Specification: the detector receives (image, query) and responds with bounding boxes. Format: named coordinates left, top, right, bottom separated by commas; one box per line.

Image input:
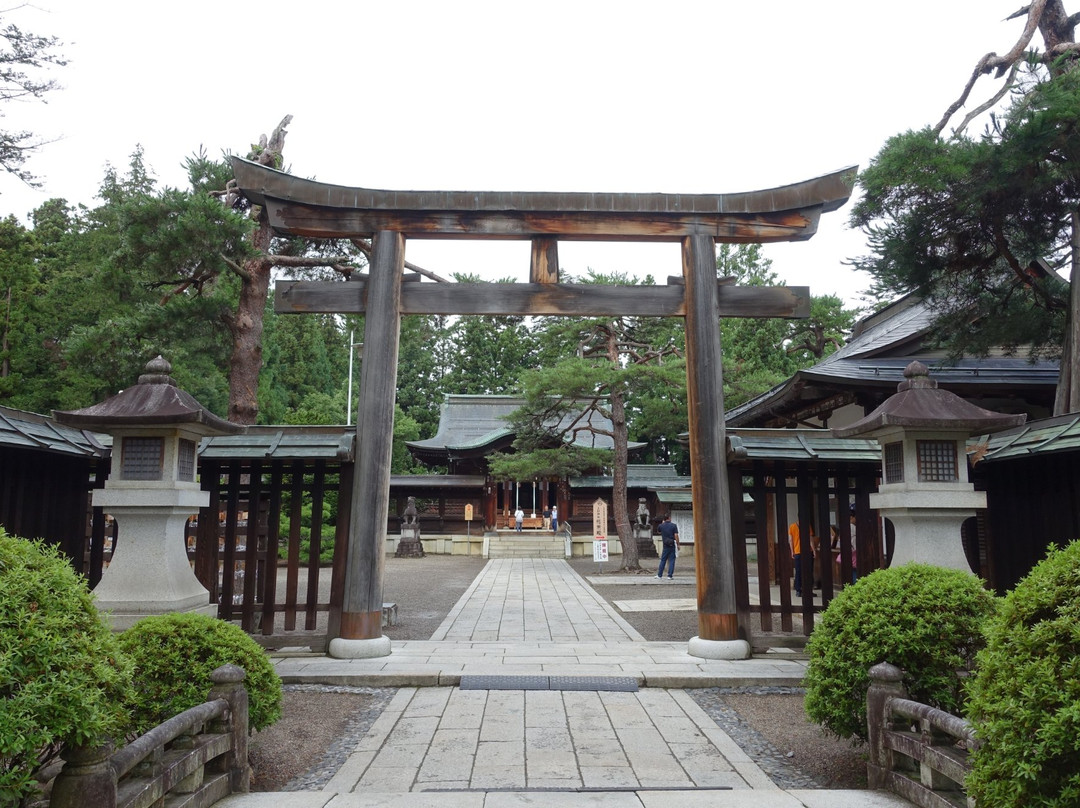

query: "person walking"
left=551, top=505, right=558, bottom=533
left=656, top=515, right=679, bottom=579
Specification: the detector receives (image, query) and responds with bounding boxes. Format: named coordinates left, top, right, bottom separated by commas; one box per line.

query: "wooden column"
left=334, top=230, right=404, bottom=655
left=682, top=234, right=744, bottom=653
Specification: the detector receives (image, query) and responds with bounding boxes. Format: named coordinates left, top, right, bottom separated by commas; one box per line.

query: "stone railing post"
left=207, top=664, right=250, bottom=793
left=867, top=661, right=906, bottom=789
left=49, top=742, right=116, bottom=808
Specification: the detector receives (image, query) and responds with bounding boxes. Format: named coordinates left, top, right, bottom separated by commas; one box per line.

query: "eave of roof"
left=976, top=412, right=1080, bottom=461
left=0, top=406, right=107, bottom=458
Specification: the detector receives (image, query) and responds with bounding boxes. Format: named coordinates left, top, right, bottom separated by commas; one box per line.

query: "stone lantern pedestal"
left=833, top=361, right=1025, bottom=571
left=55, top=357, right=242, bottom=629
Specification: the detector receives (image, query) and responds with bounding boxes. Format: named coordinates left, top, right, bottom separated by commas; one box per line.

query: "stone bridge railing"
left=866, top=662, right=978, bottom=808
left=50, top=665, right=249, bottom=808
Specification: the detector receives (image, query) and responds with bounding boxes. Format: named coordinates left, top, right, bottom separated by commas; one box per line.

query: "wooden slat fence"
left=191, top=458, right=350, bottom=651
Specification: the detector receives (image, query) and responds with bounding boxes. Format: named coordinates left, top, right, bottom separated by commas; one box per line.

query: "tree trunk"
left=1054, top=210, right=1080, bottom=415
left=227, top=243, right=272, bottom=424
left=226, top=116, right=291, bottom=425
left=602, top=328, right=638, bottom=571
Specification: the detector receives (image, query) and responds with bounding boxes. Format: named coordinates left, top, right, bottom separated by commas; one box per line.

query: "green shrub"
left=0, top=531, right=133, bottom=805
left=965, top=541, right=1080, bottom=807
left=804, top=562, right=996, bottom=743
left=117, top=612, right=282, bottom=734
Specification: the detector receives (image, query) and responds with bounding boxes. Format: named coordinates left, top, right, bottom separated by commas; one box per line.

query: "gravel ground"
left=247, top=553, right=866, bottom=791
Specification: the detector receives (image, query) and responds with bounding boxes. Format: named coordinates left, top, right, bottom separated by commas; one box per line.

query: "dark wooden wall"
left=0, top=446, right=101, bottom=567
left=977, top=452, right=1080, bottom=593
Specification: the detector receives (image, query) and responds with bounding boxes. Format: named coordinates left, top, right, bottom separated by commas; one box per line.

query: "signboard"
left=464, top=504, right=474, bottom=522
left=592, top=498, right=608, bottom=540
left=592, top=540, right=609, bottom=562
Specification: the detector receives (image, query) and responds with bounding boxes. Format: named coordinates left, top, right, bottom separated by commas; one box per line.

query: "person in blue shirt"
left=656, top=515, right=679, bottom=580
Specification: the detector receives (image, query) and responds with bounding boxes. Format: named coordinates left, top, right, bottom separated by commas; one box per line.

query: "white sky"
left=2, top=1, right=1029, bottom=308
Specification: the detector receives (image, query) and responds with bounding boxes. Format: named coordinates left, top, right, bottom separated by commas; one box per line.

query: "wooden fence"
left=49, top=665, right=249, bottom=808
left=866, top=662, right=977, bottom=808
left=191, top=458, right=351, bottom=651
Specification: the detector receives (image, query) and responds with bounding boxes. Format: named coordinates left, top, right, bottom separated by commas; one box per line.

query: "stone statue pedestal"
left=634, top=525, right=657, bottom=558
left=395, top=524, right=425, bottom=558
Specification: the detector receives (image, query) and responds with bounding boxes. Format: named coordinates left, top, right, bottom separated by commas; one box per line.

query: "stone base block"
left=328, top=635, right=392, bottom=659
left=687, top=635, right=752, bottom=660
left=100, top=601, right=217, bottom=632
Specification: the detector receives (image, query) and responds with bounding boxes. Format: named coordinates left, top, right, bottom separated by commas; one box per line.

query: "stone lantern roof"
left=832, top=361, right=1026, bottom=438
left=54, top=356, right=242, bottom=435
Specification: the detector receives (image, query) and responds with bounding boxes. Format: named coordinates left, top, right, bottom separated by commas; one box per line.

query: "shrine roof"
left=570, top=464, right=690, bottom=489
left=976, top=412, right=1080, bottom=462
left=726, top=295, right=1058, bottom=427
left=0, top=406, right=106, bottom=458
left=198, top=426, right=354, bottom=462
left=726, top=428, right=881, bottom=464
left=407, top=395, right=644, bottom=459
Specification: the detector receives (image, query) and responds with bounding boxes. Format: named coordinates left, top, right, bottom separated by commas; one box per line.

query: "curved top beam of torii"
left=230, top=157, right=857, bottom=243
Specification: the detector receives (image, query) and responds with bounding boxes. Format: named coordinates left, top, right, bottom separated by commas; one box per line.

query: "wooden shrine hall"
left=230, top=156, right=856, bottom=660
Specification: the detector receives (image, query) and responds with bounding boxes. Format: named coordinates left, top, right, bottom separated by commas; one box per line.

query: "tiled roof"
left=408, top=395, right=643, bottom=456
left=976, top=413, right=1080, bottom=462
left=727, top=429, right=881, bottom=464
left=198, top=426, right=354, bottom=461
left=0, top=406, right=105, bottom=458
left=570, top=464, right=690, bottom=489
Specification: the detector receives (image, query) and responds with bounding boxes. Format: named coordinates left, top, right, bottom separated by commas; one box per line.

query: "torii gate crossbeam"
left=230, top=157, right=856, bottom=660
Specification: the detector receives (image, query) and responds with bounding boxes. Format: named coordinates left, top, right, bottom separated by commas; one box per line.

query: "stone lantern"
left=55, top=356, right=242, bottom=629
left=832, top=361, right=1025, bottom=571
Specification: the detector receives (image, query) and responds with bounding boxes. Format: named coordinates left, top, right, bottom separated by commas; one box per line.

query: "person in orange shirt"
left=788, top=522, right=802, bottom=596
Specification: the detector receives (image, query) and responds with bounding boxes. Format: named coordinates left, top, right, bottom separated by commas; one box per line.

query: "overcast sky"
left=3, top=1, right=1028, bottom=307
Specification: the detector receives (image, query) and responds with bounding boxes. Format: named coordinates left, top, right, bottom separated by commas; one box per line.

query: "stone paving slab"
left=223, top=560, right=916, bottom=808
left=611, top=598, right=697, bottom=612
left=217, top=790, right=915, bottom=807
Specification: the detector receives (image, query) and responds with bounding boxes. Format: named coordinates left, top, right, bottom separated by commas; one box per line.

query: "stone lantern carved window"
left=178, top=439, right=196, bottom=482
left=121, top=436, right=164, bottom=480
left=883, top=441, right=904, bottom=483
left=917, top=439, right=958, bottom=482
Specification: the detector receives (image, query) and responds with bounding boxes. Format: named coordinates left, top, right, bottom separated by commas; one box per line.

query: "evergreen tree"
left=852, top=1, right=1080, bottom=413
left=493, top=271, right=682, bottom=571
left=1, top=9, right=67, bottom=188
left=440, top=273, right=539, bottom=395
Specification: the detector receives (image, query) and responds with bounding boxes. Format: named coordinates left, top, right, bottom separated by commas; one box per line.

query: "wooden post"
left=530, top=237, right=559, bottom=284
left=50, top=742, right=117, bottom=808
left=683, top=234, right=748, bottom=659
left=867, top=662, right=906, bottom=789
left=330, top=230, right=403, bottom=658
left=208, top=664, right=250, bottom=793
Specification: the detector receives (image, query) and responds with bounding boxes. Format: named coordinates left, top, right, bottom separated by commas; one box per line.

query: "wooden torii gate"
left=230, top=157, right=856, bottom=660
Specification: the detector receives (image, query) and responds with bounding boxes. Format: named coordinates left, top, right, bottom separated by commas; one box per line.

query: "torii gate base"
left=230, top=157, right=855, bottom=662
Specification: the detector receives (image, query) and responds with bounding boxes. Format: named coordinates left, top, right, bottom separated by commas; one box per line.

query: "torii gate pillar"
left=328, top=231, right=404, bottom=658
left=683, top=235, right=750, bottom=660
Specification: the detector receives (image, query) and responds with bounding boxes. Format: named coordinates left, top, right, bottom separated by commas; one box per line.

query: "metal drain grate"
left=458, top=675, right=638, bottom=692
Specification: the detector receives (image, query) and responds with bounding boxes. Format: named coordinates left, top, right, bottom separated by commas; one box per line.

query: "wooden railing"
left=866, top=662, right=978, bottom=808
left=49, top=665, right=249, bottom=808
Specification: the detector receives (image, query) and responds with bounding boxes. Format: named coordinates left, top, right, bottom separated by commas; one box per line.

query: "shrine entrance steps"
left=485, top=529, right=566, bottom=559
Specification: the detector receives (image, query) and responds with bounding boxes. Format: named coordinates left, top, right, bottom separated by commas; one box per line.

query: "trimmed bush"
left=0, top=530, right=133, bottom=805
left=117, top=612, right=282, bottom=734
left=804, top=562, right=996, bottom=743
left=966, top=540, right=1080, bottom=808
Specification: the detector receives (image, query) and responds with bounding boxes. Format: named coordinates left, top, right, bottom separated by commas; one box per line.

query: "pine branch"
left=350, top=238, right=450, bottom=282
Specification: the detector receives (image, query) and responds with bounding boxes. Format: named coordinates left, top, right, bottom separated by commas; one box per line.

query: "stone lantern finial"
left=897, top=360, right=935, bottom=391
left=138, top=355, right=176, bottom=386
